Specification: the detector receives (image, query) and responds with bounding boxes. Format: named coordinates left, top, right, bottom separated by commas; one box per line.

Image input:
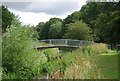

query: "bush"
left=2, top=25, right=47, bottom=79
left=87, top=43, right=108, bottom=54
left=42, top=48, right=60, bottom=61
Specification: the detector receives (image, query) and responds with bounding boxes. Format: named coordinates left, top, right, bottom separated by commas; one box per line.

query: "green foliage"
left=61, top=52, right=76, bottom=67
left=37, top=18, right=63, bottom=39
left=2, top=2, right=119, bottom=79
left=63, top=21, right=93, bottom=41
left=86, top=43, right=108, bottom=54
left=79, top=2, right=120, bottom=43
left=62, top=44, right=111, bottom=79
left=0, top=6, right=1, bottom=29
left=0, top=68, right=2, bottom=80
left=0, top=42, right=1, bottom=80
left=42, top=48, right=60, bottom=61
left=36, top=22, right=45, bottom=40
left=62, top=11, right=80, bottom=35
left=48, top=21, right=62, bottom=38
left=93, top=11, right=120, bottom=43
left=35, top=2, right=119, bottom=44
left=42, top=60, right=61, bottom=75
left=34, top=43, right=115, bottom=79
left=61, top=2, right=120, bottom=43
left=80, top=2, right=100, bottom=26
left=63, top=11, right=80, bottom=25
left=2, top=21, right=47, bottom=79
left=45, top=43, right=108, bottom=79
left=2, top=6, right=15, bottom=33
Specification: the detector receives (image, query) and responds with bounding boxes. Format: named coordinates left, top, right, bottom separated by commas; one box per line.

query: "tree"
left=37, top=18, right=63, bottom=39
left=63, top=21, right=93, bottom=41
left=79, top=2, right=119, bottom=27
left=62, top=11, right=80, bottom=36
left=94, top=11, right=120, bottom=44
left=112, top=10, right=120, bottom=44
left=36, top=22, right=45, bottom=39
left=79, top=2, right=120, bottom=43
left=48, top=21, right=62, bottom=39
left=80, top=2, right=100, bottom=27
left=2, top=6, right=15, bottom=33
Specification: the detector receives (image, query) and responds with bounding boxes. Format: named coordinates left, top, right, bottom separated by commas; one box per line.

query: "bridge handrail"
left=33, top=39, right=94, bottom=42
left=33, top=39, right=94, bottom=48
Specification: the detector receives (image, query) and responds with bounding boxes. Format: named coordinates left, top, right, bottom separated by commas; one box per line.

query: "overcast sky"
left=2, top=0, right=87, bottom=26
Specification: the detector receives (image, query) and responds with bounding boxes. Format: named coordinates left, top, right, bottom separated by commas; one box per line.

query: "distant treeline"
left=1, top=2, right=120, bottom=44
left=35, top=2, right=120, bottom=44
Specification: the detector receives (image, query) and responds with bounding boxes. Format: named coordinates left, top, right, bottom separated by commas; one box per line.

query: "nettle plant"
left=2, top=23, right=47, bottom=78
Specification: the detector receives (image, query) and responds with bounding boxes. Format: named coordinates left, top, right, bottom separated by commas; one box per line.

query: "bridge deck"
left=34, top=45, right=80, bottom=50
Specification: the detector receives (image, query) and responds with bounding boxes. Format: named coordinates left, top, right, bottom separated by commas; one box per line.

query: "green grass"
left=3, top=42, right=118, bottom=79
left=96, top=54, right=118, bottom=79
left=35, top=44, right=117, bottom=79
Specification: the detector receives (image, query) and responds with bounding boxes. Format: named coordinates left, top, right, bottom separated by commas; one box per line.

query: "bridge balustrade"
left=38, top=39, right=94, bottom=47
left=33, top=39, right=94, bottom=49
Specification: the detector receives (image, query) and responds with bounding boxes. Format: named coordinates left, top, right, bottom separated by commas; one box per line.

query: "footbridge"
left=33, top=39, right=94, bottom=50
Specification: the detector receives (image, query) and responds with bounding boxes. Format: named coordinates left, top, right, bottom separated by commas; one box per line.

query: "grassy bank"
left=2, top=43, right=118, bottom=79
left=33, top=43, right=118, bottom=79
left=39, top=43, right=118, bottom=79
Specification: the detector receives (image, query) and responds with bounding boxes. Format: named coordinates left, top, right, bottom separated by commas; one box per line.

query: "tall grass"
left=3, top=41, right=109, bottom=79
left=87, top=43, right=108, bottom=54
left=44, top=43, right=108, bottom=79
left=42, top=48, right=60, bottom=61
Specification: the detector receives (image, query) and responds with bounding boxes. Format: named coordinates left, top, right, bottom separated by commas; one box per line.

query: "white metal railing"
left=34, top=39, right=94, bottom=47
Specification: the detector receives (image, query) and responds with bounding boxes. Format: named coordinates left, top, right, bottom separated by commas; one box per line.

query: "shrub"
left=87, top=43, right=108, bottom=54
left=42, top=48, right=60, bottom=61
left=2, top=25, right=47, bottom=79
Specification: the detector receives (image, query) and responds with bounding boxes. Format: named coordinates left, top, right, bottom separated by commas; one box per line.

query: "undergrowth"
left=3, top=41, right=112, bottom=79
left=35, top=43, right=109, bottom=79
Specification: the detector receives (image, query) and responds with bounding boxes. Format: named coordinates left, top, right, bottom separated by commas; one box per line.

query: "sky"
left=2, top=0, right=87, bottom=26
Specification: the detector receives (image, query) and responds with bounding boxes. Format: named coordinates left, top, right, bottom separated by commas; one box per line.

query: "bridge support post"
left=65, top=40, right=68, bottom=46
left=79, top=41, right=81, bottom=46
left=49, top=40, right=52, bottom=44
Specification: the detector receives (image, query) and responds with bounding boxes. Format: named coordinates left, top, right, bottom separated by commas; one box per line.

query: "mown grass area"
left=96, top=54, right=118, bottom=79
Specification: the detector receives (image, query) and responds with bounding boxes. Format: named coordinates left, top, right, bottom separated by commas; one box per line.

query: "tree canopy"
left=2, top=6, right=15, bottom=33
left=63, top=21, right=93, bottom=40
left=35, top=2, right=120, bottom=44
left=36, top=18, right=63, bottom=39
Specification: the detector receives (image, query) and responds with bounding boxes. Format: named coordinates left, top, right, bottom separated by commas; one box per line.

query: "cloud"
left=2, top=2, right=32, bottom=10
left=2, top=1, right=87, bottom=25
left=24, top=2, right=80, bottom=15
left=2, top=1, right=86, bottom=15
left=9, top=9, right=68, bottom=26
